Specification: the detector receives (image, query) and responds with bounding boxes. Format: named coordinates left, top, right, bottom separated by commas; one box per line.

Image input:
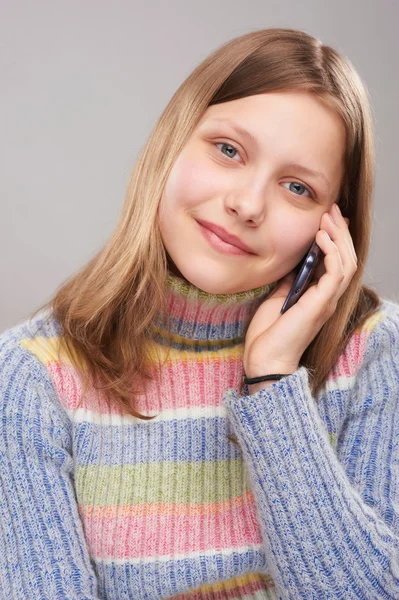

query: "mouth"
left=196, top=220, right=256, bottom=256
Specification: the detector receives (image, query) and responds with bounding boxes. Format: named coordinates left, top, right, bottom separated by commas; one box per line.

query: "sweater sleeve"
left=222, top=307, right=399, bottom=600
left=0, top=336, right=101, bottom=599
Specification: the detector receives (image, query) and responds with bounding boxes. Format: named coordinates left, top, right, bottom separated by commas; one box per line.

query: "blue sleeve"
left=222, top=308, right=399, bottom=599
left=0, top=335, right=101, bottom=599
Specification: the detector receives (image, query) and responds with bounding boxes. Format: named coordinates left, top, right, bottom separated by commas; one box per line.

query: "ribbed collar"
left=151, top=270, right=278, bottom=345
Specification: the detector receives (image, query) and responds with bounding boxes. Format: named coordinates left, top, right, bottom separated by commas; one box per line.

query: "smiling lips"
left=196, top=219, right=256, bottom=255
left=197, top=219, right=255, bottom=254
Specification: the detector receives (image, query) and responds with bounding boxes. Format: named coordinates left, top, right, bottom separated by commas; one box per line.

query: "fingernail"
left=334, top=204, right=341, bottom=216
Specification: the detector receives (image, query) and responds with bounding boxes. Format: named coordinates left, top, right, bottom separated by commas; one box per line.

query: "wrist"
left=244, top=363, right=298, bottom=380
left=243, top=368, right=296, bottom=394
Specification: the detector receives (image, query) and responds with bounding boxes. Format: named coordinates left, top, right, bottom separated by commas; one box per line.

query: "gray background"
left=1, top=0, right=398, bottom=334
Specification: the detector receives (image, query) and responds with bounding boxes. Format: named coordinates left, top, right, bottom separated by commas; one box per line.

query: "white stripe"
left=325, top=374, right=356, bottom=391
left=66, top=404, right=229, bottom=425
left=92, top=543, right=264, bottom=565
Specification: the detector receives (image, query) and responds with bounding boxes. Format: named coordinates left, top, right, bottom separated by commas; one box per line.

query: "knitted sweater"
left=1, top=272, right=399, bottom=600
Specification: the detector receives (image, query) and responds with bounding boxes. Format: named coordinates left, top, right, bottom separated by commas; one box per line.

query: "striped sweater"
left=1, top=271, right=399, bottom=599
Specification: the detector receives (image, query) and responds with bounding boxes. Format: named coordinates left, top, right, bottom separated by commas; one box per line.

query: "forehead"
left=201, top=91, right=345, bottom=138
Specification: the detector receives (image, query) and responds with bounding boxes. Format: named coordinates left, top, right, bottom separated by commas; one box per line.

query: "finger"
left=312, top=228, right=347, bottom=302
left=313, top=255, right=326, bottom=282
left=330, top=210, right=357, bottom=265
left=343, top=233, right=358, bottom=268
left=321, top=213, right=357, bottom=271
left=342, top=217, right=358, bottom=266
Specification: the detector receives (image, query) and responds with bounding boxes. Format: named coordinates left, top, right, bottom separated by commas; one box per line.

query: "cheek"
left=162, top=154, right=220, bottom=211
left=270, top=215, right=318, bottom=264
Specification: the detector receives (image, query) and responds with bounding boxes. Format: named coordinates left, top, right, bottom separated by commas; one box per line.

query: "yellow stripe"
left=19, top=309, right=385, bottom=374
left=19, top=333, right=244, bottom=370
left=191, top=572, right=274, bottom=593
left=355, top=310, right=385, bottom=334
left=19, top=336, right=87, bottom=370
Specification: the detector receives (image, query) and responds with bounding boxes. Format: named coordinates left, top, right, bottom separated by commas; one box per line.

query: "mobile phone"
left=280, top=239, right=323, bottom=314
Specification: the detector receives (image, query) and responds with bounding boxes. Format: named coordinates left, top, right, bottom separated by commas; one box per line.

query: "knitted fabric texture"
left=1, top=271, right=399, bottom=599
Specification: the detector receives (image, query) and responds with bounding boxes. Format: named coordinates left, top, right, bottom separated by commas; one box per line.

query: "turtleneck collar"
left=151, top=270, right=278, bottom=344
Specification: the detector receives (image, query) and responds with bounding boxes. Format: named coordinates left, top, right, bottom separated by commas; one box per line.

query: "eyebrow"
left=204, top=118, right=331, bottom=192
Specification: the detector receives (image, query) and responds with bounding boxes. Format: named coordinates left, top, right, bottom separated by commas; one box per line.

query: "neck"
left=151, top=269, right=278, bottom=345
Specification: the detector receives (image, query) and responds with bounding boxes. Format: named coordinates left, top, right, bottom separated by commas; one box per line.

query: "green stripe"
left=76, top=459, right=251, bottom=506
left=328, top=432, right=337, bottom=448
left=150, top=326, right=244, bottom=350
left=166, top=275, right=276, bottom=305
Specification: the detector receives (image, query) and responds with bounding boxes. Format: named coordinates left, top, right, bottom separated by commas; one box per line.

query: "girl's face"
left=158, top=91, right=346, bottom=294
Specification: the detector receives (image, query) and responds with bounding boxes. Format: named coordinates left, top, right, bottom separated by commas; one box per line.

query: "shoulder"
left=0, top=309, right=71, bottom=433
left=359, top=297, right=399, bottom=363
left=339, top=298, right=399, bottom=414
left=337, top=298, right=399, bottom=375
left=324, top=298, right=399, bottom=400
left=0, top=307, right=62, bottom=381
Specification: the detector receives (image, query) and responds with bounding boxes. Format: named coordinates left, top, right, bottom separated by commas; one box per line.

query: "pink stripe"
left=46, top=319, right=376, bottom=414
left=47, top=357, right=244, bottom=414
left=330, top=329, right=370, bottom=379
left=48, top=362, right=112, bottom=412
left=79, top=493, right=262, bottom=559
left=166, top=292, right=254, bottom=325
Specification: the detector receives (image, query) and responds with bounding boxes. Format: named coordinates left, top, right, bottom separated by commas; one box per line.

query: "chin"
left=185, top=270, right=253, bottom=295
left=168, top=254, right=261, bottom=294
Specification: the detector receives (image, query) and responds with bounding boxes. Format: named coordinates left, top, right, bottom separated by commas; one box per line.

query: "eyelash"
left=214, top=141, right=315, bottom=199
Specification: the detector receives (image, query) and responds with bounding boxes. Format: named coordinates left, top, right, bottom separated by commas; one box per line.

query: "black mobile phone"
left=280, top=239, right=323, bottom=314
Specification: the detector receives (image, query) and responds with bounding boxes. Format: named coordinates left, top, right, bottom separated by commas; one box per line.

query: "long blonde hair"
left=31, top=27, right=381, bottom=419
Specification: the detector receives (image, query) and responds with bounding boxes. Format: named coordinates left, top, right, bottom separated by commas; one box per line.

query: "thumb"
left=268, top=270, right=297, bottom=299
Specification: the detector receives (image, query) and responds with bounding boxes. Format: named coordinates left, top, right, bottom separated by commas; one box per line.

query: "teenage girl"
left=1, top=27, right=399, bottom=600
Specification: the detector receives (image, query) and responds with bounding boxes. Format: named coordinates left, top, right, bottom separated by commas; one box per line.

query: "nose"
left=225, top=189, right=267, bottom=226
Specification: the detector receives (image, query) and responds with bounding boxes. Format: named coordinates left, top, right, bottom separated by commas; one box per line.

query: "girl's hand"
left=243, top=203, right=357, bottom=384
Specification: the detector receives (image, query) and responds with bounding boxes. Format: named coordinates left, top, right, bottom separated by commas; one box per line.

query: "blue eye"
left=282, top=181, right=313, bottom=198
left=215, top=142, right=241, bottom=161
left=215, top=142, right=314, bottom=198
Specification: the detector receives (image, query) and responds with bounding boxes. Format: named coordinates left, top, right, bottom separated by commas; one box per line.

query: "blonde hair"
left=32, top=27, right=381, bottom=419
